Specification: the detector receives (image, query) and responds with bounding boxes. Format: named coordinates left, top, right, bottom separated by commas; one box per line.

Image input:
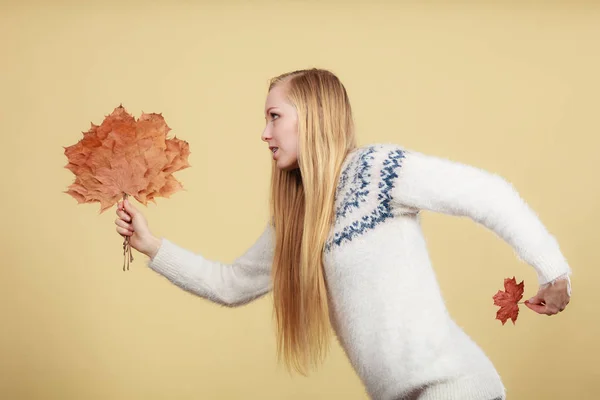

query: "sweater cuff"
left=147, top=238, right=193, bottom=282
left=525, top=238, right=572, bottom=286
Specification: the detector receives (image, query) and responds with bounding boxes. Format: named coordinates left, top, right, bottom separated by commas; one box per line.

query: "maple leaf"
left=64, top=105, right=191, bottom=270
left=64, top=105, right=190, bottom=213
left=493, top=276, right=524, bottom=325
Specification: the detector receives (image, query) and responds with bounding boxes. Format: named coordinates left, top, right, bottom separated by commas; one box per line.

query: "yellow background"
left=1, top=1, right=598, bottom=399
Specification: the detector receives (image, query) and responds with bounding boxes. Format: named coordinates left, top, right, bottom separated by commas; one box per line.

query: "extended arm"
left=146, top=221, right=275, bottom=307
left=384, top=146, right=572, bottom=289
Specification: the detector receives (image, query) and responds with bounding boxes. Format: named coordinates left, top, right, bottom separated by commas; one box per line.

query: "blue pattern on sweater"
left=335, top=147, right=376, bottom=218
left=325, top=145, right=406, bottom=253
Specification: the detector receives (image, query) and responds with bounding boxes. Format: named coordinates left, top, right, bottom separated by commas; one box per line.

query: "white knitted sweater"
left=147, top=143, right=572, bottom=400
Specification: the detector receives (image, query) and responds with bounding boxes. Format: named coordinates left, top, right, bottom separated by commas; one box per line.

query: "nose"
left=261, top=125, right=272, bottom=142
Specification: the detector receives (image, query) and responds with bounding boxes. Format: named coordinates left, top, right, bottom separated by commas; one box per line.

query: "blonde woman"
left=115, top=68, right=571, bottom=400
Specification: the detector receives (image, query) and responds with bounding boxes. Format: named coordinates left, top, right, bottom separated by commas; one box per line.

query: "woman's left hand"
left=525, top=278, right=571, bottom=316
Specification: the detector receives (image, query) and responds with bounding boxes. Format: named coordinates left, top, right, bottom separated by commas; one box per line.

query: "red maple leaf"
left=493, top=276, right=524, bottom=325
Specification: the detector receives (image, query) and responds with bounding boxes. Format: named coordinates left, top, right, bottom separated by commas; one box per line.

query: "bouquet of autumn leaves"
left=64, top=105, right=190, bottom=270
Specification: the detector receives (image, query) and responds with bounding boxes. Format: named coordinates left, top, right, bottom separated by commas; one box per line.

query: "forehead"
left=265, top=83, right=289, bottom=108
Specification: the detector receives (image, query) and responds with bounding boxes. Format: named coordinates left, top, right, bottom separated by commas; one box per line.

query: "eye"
left=270, top=112, right=280, bottom=121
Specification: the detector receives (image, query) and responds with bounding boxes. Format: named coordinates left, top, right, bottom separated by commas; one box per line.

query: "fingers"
left=123, top=199, right=138, bottom=216
left=525, top=303, right=556, bottom=316
left=524, top=299, right=567, bottom=316
left=524, top=301, right=547, bottom=315
left=554, top=297, right=570, bottom=313
left=116, top=208, right=131, bottom=222
left=115, top=216, right=134, bottom=236
left=527, top=292, right=544, bottom=304
left=115, top=199, right=147, bottom=239
left=562, top=297, right=570, bottom=310
left=115, top=218, right=131, bottom=229
left=556, top=297, right=570, bottom=313
left=116, top=226, right=133, bottom=236
left=534, top=281, right=572, bottom=316
left=116, top=201, right=133, bottom=225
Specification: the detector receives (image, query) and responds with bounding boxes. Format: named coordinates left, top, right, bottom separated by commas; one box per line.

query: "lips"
left=270, top=147, right=279, bottom=159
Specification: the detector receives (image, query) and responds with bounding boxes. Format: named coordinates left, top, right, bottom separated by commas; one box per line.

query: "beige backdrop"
left=1, top=1, right=598, bottom=399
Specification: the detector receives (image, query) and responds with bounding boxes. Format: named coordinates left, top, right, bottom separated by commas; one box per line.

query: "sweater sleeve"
left=146, top=221, right=275, bottom=307
left=385, top=146, right=572, bottom=287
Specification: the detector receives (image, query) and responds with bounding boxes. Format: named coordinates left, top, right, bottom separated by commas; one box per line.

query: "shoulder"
left=351, top=142, right=410, bottom=159
left=342, top=142, right=411, bottom=176
left=335, top=142, right=413, bottom=200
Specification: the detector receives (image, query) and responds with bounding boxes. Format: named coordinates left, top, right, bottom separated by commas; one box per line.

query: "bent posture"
left=115, top=69, right=571, bottom=400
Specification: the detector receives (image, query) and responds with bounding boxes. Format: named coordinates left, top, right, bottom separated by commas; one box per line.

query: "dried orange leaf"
left=64, top=105, right=191, bottom=213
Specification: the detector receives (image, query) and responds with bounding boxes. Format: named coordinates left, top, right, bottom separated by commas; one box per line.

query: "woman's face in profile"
left=261, top=83, right=299, bottom=171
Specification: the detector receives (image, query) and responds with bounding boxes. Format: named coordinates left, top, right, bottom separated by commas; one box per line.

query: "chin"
left=278, top=159, right=300, bottom=171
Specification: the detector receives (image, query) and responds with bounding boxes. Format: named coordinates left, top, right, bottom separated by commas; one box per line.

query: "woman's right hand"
left=115, top=198, right=162, bottom=259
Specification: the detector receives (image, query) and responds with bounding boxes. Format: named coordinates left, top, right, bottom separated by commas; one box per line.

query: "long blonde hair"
left=268, top=68, right=357, bottom=375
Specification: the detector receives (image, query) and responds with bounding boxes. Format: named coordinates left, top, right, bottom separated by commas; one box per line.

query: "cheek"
left=285, top=121, right=299, bottom=142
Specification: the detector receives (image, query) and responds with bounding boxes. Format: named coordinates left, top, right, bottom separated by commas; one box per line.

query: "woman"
left=115, top=68, right=571, bottom=400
